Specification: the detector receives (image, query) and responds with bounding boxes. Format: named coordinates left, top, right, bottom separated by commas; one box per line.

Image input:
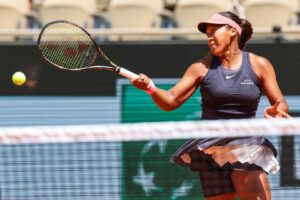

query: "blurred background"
left=0, top=0, right=300, bottom=199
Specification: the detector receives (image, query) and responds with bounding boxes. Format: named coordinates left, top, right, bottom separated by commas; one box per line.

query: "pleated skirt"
left=170, top=136, right=279, bottom=174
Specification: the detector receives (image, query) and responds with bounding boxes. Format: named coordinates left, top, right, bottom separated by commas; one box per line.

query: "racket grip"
left=117, top=67, right=139, bottom=80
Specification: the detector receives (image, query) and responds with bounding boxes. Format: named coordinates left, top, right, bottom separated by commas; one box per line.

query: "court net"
left=0, top=118, right=300, bottom=200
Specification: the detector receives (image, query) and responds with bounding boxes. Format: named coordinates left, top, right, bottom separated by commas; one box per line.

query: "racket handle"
left=116, top=67, right=139, bottom=80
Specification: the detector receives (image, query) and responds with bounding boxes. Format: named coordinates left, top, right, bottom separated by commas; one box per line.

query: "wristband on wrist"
left=146, top=80, right=156, bottom=95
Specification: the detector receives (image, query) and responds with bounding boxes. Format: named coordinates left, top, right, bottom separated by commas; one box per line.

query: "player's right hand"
left=131, top=73, right=153, bottom=91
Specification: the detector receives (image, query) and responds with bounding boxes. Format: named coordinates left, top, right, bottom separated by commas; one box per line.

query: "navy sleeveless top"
left=200, top=51, right=262, bottom=119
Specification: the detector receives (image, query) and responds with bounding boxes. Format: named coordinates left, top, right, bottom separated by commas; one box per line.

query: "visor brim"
left=198, top=21, right=227, bottom=33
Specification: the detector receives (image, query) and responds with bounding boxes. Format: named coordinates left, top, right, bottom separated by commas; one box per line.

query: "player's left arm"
left=250, top=54, right=290, bottom=118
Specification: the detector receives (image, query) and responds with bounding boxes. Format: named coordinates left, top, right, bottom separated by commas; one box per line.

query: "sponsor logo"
left=225, top=75, right=236, bottom=79
left=124, top=141, right=199, bottom=199
left=241, top=79, right=254, bottom=85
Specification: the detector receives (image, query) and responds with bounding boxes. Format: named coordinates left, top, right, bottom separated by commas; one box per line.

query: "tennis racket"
left=37, top=20, right=139, bottom=80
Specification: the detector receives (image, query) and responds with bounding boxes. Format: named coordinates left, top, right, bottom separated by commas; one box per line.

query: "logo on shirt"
left=225, top=75, right=236, bottom=79
left=241, top=79, right=254, bottom=85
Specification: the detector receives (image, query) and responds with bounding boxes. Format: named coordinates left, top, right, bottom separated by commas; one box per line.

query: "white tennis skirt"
left=171, top=136, right=279, bottom=174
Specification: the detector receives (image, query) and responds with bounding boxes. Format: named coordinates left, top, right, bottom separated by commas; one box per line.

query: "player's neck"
left=219, top=48, right=242, bottom=70
left=219, top=46, right=241, bottom=57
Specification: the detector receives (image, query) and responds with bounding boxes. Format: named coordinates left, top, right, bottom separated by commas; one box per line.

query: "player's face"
left=206, top=24, right=231, bottom=56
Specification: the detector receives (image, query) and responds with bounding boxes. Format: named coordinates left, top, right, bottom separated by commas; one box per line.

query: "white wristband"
left=146, top=80, right=156, bottom=95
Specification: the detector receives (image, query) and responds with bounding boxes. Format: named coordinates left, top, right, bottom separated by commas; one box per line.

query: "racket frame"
left=37, top=20, right=139, bottom=80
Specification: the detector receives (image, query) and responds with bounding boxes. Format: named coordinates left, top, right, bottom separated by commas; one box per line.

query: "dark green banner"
left=121, top=84, right=204, bottom=200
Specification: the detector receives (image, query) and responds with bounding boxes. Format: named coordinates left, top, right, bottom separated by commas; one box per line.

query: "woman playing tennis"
left=132, top=11, right=291, bottom=200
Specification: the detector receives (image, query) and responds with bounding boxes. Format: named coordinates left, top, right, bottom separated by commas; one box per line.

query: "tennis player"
left=132, top=11, right=291, bottom=200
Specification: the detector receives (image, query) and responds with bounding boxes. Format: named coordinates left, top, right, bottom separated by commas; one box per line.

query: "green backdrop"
left=121, top=83, right=204, bottom=200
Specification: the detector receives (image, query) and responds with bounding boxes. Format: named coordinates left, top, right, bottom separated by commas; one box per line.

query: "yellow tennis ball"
left=12, top=71, right=26, bottom=86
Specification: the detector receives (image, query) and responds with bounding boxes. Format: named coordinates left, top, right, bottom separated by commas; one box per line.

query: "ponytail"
left=218, top=11, right=253, bottom=49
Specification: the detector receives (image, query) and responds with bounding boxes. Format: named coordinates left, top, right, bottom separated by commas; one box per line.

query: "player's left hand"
left=264, top=100, right=292, bottom=119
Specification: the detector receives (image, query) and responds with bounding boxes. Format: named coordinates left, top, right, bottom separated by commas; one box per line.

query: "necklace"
left=219, top=50, right=241, bottom=57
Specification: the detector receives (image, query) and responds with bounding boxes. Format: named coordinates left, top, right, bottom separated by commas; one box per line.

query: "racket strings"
left=39, top=22, right=97, bottom=70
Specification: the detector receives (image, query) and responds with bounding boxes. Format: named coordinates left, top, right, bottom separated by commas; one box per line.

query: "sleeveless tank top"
left=200, top=51, right=262, bottom=119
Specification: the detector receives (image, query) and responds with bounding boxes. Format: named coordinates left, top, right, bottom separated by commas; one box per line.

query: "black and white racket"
left=37, top=20, right=139, bottom=80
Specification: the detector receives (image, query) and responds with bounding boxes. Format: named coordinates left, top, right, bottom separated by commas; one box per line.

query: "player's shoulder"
left=184, top=53, right=211, bottom=81
left=248, top=52, right=275, bottom=79
left=249, top=52, right=272, bottom=68
left=189, top=53, right=212, bottom=71
left=249, top=52, right=274, bottom=72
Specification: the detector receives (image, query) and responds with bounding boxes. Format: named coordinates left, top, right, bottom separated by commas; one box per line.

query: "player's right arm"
left=132, top=55, right=210, bottom=111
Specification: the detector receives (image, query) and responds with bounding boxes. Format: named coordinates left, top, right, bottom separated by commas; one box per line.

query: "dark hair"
left=218, top=11, right=253, bottom=49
